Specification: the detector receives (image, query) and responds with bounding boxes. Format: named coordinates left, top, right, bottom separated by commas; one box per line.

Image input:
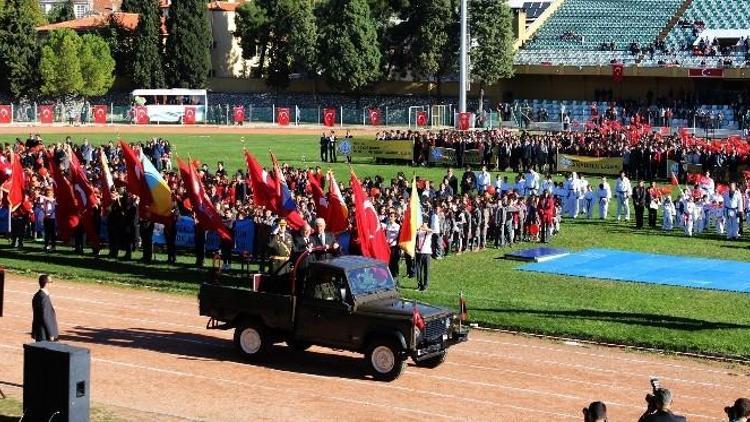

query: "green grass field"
left=4, top=132, right=750, bottom=360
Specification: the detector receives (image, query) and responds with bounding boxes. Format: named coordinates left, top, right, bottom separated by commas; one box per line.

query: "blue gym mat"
left=520, top=248, right=750, bottom=293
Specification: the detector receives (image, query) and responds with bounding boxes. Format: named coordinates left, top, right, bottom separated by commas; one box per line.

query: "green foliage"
left=317, top=0, right=382, bottom=92
left=46, top=0, right=75, bottom=24
left=39, top=29, right=115, bottom=97
left=164, top=0, right=212, bottom=88
left=132, top=0, right=165, bottom=88
left=408, top=0, right=456, bottom=81
left=79, top=34, right=116, bottom=96
left=469, top=0, right=515, bottom=86
left=39, top=29, right=83, bottom=97
left=235, top=0, right=317, bottom=89
left=0, top=0, right=42, bottom=99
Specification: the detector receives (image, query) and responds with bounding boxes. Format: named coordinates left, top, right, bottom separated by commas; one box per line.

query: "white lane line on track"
left=455, top=348, right=746, bottom=392
left=443, top=361, right=730, bottom=406
left=471, top=337, right=743, bottom=377
left=6, top=278, right=191, bottom=306
left=5, top=288, right=197, bottom=317
left=0, top=344, right=455, bottom=420
left=0, top=331, right=579, bottom=420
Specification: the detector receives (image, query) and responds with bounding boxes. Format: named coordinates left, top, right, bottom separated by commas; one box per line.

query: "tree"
left=0, top=0, right=43, bottom=99
left=131, top=0, right=165, bottom=88
left=164, top=0, right=211, bottom=88
left=39, top=29, right=83, bottom=97
left=408, top=0, right=457, bottom=86
left=235, top=0, right=317, bottom=89
left=47, top=0, right=75, bottom=24
left=469, top=0, right=515, bottom=110
left=317, top=0, right=381, bottom=93
left=79, top=34, right=115, bottom=96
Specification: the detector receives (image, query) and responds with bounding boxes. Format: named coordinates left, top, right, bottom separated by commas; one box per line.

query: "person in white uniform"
left=597, top=182, right=611, bottom=219
left=724, top=183, right=742, bottom=240
left=662, top=196, right=676, bottom=230
left=614, top=171, right=631, bottom=221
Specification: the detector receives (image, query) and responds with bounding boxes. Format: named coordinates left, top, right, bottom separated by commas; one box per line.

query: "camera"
left=645, top=377, right=661, bottom=406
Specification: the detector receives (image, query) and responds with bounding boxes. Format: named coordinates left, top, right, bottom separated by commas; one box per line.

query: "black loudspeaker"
left=0, top=267, right=4, bottom=317
left=23, top=342, right=91, bottom=422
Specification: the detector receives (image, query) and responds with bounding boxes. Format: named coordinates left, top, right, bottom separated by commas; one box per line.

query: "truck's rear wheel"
left=365, top=340, right=405, bottom=381
left=415, top=351, right=446, bottom=368
left=234, top=322, right=269, bottom=359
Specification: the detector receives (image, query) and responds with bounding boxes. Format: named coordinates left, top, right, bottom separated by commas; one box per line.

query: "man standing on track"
left=31, top=274, right=59, bottom=342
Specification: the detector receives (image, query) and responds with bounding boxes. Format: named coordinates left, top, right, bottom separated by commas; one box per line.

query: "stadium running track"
left=1, top=274, right=748, bottom=421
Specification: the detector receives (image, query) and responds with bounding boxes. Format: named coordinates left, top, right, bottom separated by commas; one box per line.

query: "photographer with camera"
left=638, top=379, right=686, bottom=422
left=725, top=398, right=750, bottom=422
left=582, top=401, right=607, bottom=422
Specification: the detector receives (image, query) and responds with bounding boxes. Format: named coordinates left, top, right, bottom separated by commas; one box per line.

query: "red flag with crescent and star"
left=457, top=112, right=471, bottom=131
left=233, top=106, right=245, bottom=123
left=416, top=111, right=428, bottom=127
left=0, top=105, right=11, bottom=124
left=38, top=105, right=54, bottom=124
left=277, top=107, right=290, bottom=126
left=183, top=106, right=196, bottom=125
left=323, top=107, right=337, bottom=127
left=350, top=170, right=390, bottom=264
left=134, top=105, right=149, bottom=124
left=368, top=108, right=381, bottom=126
left=612, top=63, right=624, bottom=84
left=93, top=105, right=108, bottom=124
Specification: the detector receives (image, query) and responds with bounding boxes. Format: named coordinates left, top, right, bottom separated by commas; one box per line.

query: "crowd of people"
left=0, top=134, right=569, bottom=291
left=584, top=389, right=750, bottom=422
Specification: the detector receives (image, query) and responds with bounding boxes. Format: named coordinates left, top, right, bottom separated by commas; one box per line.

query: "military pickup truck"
left=199, top=253, right=468, bottom=381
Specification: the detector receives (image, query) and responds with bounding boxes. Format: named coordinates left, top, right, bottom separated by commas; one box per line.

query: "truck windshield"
left=347, top=266, right=395, bottom=297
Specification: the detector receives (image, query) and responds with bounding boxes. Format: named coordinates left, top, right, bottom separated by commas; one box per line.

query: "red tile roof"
left=92, top=0, right=122, bottom=14
left=207, top=1, right=246, bottom=12
left=36, top=12, right=140, bottom=32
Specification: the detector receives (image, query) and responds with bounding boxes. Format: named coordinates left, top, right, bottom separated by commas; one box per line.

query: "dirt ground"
left=0, top=273, right=748, bottom=421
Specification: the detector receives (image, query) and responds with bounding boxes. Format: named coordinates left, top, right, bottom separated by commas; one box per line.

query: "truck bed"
left=199, top=283, right=295, bottom=332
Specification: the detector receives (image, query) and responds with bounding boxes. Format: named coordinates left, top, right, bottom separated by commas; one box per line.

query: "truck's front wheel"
left=234, top=322, right=269, bottom=359
left=365, top=340, right=405, bottom=381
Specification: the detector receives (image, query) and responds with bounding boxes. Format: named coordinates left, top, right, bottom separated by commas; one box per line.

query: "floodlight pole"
left=459, top=0, right=469, bottom=113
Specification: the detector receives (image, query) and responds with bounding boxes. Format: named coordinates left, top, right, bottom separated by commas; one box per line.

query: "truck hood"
left=356, top=297, right=452, bottom=321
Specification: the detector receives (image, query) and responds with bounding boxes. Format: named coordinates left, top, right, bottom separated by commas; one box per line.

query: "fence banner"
left=206, top=230, right=220, bottom=251
left=232, top=219, right=254, bottom=254
left=557, top=153, right=623, bottom=175
left=175, top=216, right=195, bottom=248
left=463, top=149, right=484, bottom=165
left=337, top=138, right=413, bottom=161
left=428, top=147, right=456, bottom=165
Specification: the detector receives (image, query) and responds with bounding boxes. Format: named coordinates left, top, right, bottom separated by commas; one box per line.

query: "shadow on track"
left=61, top=326, right=373, bottom=380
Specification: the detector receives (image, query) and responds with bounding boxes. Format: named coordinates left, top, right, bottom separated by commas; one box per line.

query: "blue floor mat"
left=520, top=248, right=750, bottom=293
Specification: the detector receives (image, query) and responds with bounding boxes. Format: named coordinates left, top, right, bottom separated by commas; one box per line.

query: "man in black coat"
left=319, top=132, right=329, bottom=162
left=312, top=218, right=340, bottom=259
left=31, top=274, right=59, bottom=342
left=632, top=180, right=647, bottom=229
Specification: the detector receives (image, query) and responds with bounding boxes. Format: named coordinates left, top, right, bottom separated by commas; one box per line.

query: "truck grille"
left=423, top=318, right=447, bottom=342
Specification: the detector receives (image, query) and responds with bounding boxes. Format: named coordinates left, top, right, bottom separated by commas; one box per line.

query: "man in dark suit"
left=328, top=131, right=337, bottom=163
left=312, top=218, right=340, bottom=259
left=632, top=180, right=647, bottom=229
left=293, top=224, right=315, bottom=260
left=31, top=274, right=59, bottom=342
left=320, top=132, right=329, bottom=162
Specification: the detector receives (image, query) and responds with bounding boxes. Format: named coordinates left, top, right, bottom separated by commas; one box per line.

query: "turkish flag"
left=323, top=107, right=337, bottom=127
left=277, top=107, right=290, bottom=126
left=38, top=105, right=54, bottom=124
left=416, top=111, right=428, bottom=127
left=233, top=106, right=245, bottom=123
left=368, top=108, right=381, bottom=126
left=93, top=105, right=108, bottom=124
left=457, top=112, right=471, bottom=131
left=6, top=152, right=25, bottom=211
left=177, top=157, right=232, bottom=241
left=183, top=106, right=196, bottom=125
left=48, top=151, right=79, bottom=241
left=688, top=68, right=724, bottom=78
left=612, top=63, right=624, bottom=84
left=134, top=105, right=149, bottom=124
left=350, top=171, right=390, bottom=264
left=0, top=105, right=11, bottom=124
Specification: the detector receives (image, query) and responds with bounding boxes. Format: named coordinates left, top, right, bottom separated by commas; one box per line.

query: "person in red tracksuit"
left=538, top=191, right=556, bottom=243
